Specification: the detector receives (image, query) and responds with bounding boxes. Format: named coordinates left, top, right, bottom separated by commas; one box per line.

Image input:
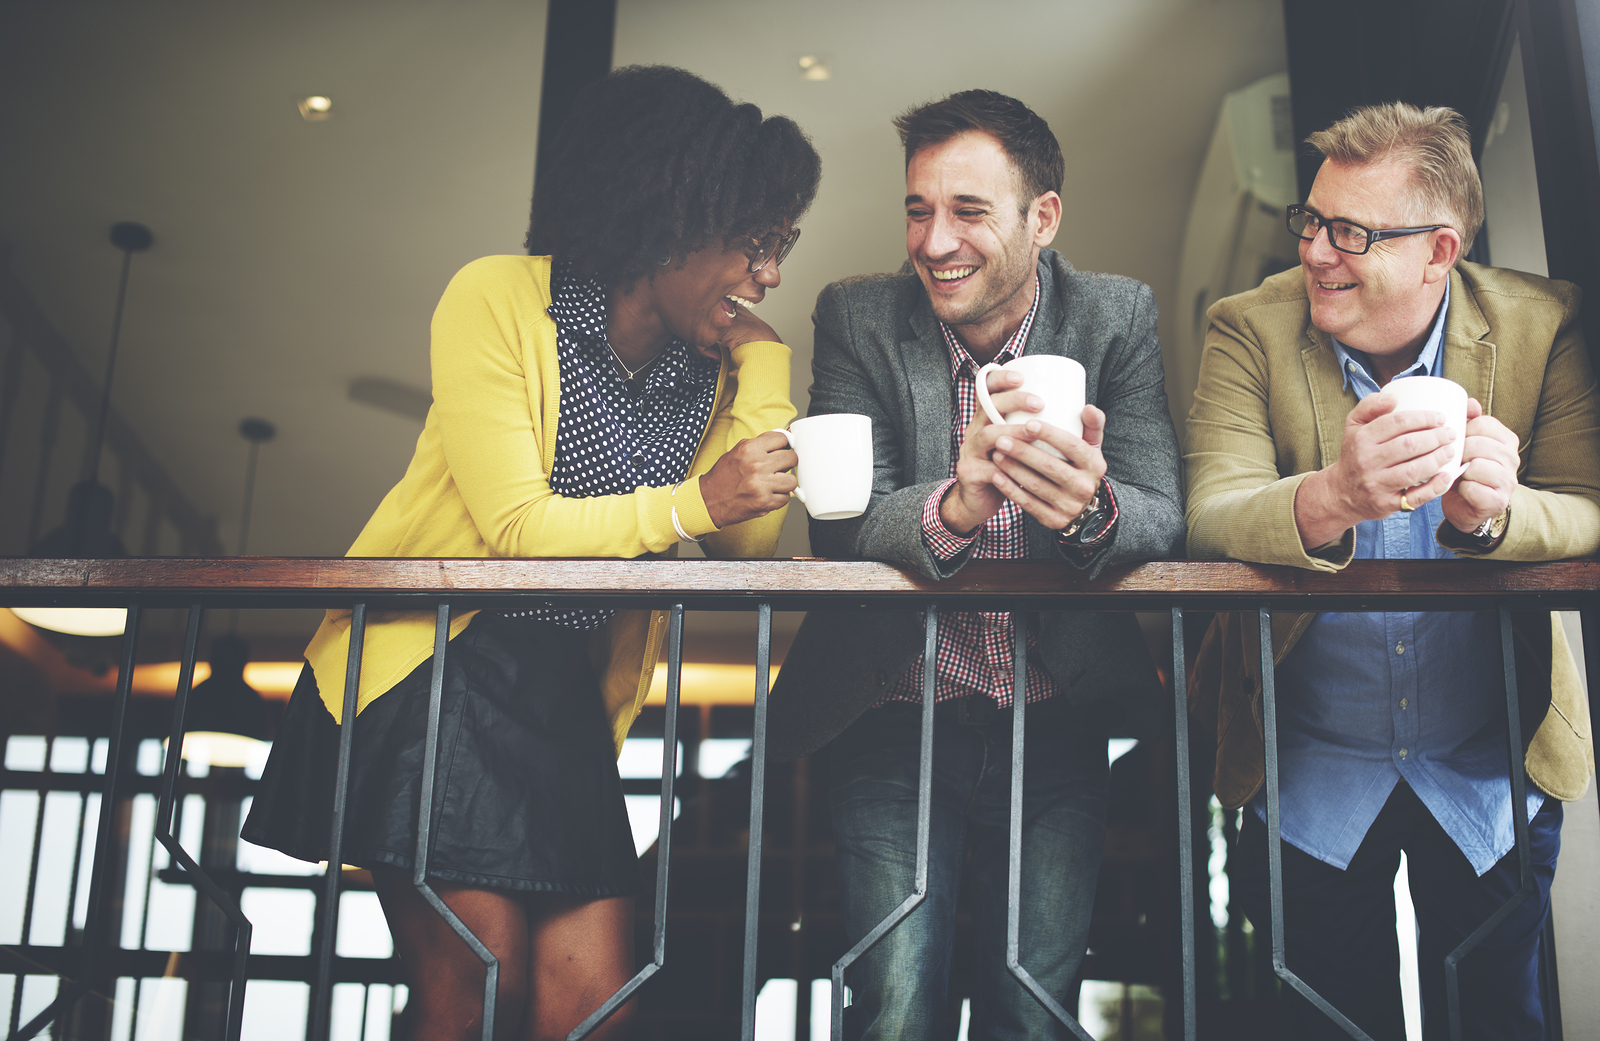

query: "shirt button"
left=1399, top=748, right=1409, bottom=759
left=1400, top=698, right=1409, bottom=710
left=630, top=454, right=646, bottom=469
left=1395, top=642, right=1405, bottom=655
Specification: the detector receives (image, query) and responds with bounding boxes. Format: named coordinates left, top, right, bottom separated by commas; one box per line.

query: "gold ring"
left=1399, top=493, right=1415, bottom=513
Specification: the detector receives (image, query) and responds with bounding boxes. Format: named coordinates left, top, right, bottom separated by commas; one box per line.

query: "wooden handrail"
left=2, top=556, right=1597, bottom=613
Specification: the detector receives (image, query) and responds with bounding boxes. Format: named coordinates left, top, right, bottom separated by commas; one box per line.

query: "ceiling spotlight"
left=297, top=95, right=333, bottom=121
left=798, top=56, right=831, bottom=81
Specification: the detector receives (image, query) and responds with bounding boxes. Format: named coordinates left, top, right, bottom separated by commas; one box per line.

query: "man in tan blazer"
left=1186, top=102, right=1600, bottom=1039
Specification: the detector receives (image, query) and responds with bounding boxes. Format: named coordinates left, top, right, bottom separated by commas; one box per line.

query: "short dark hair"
left=525, top=65, right=822, bottom=288
left=893, top=90, right=1063, bottom=209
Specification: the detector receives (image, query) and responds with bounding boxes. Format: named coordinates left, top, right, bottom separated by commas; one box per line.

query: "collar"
left=546, top=259, right=713, bottom=391
left=1333, top=277, right=1452, bottom=393
left=939, top=274, right=1042, bottom=380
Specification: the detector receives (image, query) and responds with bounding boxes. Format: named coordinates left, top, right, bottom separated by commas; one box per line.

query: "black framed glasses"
left=745, top=228, right=801, bottom=273
left=1286, top=204, right=1447, bottom=256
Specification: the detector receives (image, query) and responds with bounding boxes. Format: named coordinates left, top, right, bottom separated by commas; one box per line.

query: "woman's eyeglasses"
left=745, top=228, right=801, bottom=273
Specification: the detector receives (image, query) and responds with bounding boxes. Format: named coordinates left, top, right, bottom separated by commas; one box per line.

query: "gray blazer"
left=767, top=251, right=1186, bottom=760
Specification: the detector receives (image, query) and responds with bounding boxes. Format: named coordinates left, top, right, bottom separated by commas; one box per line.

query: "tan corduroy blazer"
left=1184, top=262, right=1600, bottom=808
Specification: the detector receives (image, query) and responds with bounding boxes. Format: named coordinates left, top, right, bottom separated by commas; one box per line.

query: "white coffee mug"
left=771, top=413, right=873, bottom=520
left=1381, top=375, right=1469, bottom=484
left=974, top=355, right=1086, bottom=460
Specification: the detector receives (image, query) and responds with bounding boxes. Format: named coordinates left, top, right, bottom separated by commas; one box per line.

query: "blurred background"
left=2, top=1, right=1597, bottom=1038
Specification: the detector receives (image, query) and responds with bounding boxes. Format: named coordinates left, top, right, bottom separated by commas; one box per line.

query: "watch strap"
left=1058, top=477, right=1118, bottom=548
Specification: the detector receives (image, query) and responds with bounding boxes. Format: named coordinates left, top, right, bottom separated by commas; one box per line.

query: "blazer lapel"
left=906, top=298, right=954, bottom=484
left=1439, top=268, right=1496, bottom=415
left=1300, top=325, right=1354, bottom=468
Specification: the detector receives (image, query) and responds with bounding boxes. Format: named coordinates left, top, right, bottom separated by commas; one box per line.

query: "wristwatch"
left=1466, top=506, right=1510, bottom=549
left=1058, top=478, right=1118, bottom=548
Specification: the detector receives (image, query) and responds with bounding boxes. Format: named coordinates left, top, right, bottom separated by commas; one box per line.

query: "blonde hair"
left=1306, top=102, right=1483, bottom=251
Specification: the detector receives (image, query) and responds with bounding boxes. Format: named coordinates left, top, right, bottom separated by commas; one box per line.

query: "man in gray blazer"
left=768, top=91, right=1184, bottom=1040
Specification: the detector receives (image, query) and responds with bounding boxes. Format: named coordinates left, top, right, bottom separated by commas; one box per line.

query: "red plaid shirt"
left=880, top=282, right=1061, bottom=709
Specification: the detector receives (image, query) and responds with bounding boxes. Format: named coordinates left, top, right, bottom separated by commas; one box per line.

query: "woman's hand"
left=694, top=305, right=783, bottom=361
left=699, top=431, right=798, bottom=527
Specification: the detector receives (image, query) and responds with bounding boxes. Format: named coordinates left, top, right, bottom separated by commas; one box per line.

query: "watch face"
left=1078, top=505, right=1114, bottom=545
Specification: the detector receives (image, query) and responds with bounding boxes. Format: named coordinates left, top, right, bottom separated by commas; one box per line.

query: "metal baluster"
left=409, top=604, right=497, bottom=1041
left=1005, top=609, right=1092, bottom=1038
left=81, top=606, right=138, bottom=1028
left=310, top=603, right=367, bottom=1041
left=18, top=736, right=53, bottom=966
left=740, top=603, right=774, bottom=1041
left=9, top=607, right=147, bottom=1041
left=1171, top=607, right=1196, bottom=1041
left=9, top=607, right=143, bottom=1041
left=830, top=603, right=939, bottom=1041
left=1260, top=607, right=1372, bottom=1038
left=1444, top=607, right=1536, bottom=1041
left=152, top=604, right=253, bottom=1041
left=569, top=604, right=688, bottom=1039
left=64, top=776, right=92, bottom=950
left=8, top=745, right=44, bottom=1038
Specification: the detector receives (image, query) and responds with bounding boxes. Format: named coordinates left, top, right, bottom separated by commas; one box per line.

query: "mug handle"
left=767, top=428, right=807, bottom=505
left=973, top=362, right=1008, bottom=426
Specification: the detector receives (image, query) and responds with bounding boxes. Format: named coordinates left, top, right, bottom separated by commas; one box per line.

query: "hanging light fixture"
left=15, top=221, right=153, bottom=640
left=176, top=418, right=277, bottom=767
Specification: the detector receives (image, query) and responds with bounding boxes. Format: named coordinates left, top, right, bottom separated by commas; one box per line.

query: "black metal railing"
left=2, top=555, right=1596, bottom=1041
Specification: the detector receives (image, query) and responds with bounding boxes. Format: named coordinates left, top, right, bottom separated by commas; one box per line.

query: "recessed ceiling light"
left=798, top=56, right=831, bottom=81
left=297, top=95, right=333, bottom=121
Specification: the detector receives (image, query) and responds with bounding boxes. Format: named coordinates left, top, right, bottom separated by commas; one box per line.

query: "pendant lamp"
left=15, top=221, right=153, bottom=639
left=178, top=418, right=278, bottom=767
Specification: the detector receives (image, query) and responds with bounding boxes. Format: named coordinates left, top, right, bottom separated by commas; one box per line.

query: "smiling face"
left=905, top=131, right=1061, bottom=358
left=1300, top=159, right=1459, bottom=375
left=634, top=237, right=781, bottom=358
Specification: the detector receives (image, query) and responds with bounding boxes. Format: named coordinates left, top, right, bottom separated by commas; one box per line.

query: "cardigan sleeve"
left=430, top=256, right=793, bottom=560
left=689, top=338, right=796, bottom=558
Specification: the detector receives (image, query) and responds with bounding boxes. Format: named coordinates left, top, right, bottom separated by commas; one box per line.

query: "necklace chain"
left=605, top=339, right=663, bottom=398
left=606, top=339, right=659, bottom=382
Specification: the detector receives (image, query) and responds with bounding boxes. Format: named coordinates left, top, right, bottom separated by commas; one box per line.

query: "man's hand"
left=939, top=368, right=1107, bottom=535
left=1294, top=391, right=1459, bottom=549
left=1441, top=397, right=1519, bottom=534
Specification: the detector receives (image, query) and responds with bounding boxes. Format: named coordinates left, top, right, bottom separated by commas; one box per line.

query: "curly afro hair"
left=526, top=65, right=822, bottom=288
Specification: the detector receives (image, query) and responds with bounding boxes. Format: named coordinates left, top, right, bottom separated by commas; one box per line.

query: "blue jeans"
left=1234, top=780, right=1562, bottom=1041
left=827, top=695, right=1110, bottom=1041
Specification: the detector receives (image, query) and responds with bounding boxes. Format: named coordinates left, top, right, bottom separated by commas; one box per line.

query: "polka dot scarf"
left=508, top=260, right=719, bottom=629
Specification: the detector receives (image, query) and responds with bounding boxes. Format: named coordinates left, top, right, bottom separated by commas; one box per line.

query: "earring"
left=658, top=253, right=672, bottom=266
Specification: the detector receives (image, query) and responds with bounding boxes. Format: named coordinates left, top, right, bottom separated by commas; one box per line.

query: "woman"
left=243, top=66, right=820, bottom=1040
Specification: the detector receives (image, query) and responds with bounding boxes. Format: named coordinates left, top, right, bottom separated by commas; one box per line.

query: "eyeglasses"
left=745, top=228, right=801, bottom=274
left=1285, top=205, right=1447, bottom=256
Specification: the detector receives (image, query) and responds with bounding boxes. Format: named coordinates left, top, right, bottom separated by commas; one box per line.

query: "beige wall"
left=615, top=0, right=1289, bottom=559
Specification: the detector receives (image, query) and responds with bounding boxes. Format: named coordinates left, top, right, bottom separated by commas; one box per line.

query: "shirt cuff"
left=922, top=478, right=977, bottom=561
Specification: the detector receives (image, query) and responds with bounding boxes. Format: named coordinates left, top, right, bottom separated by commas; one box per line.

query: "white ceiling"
left=0, top=0, right=1286, bottom=572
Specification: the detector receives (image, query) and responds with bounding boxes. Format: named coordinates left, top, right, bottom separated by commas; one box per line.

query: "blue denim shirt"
left=1256, top=281, right=1544, bottom=875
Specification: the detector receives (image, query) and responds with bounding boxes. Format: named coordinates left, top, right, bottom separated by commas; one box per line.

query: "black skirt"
left=241, top=611, right=639, bottom=896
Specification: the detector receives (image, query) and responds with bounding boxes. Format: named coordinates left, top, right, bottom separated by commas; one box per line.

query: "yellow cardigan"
left=304, top=255, right=794, bottom=751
